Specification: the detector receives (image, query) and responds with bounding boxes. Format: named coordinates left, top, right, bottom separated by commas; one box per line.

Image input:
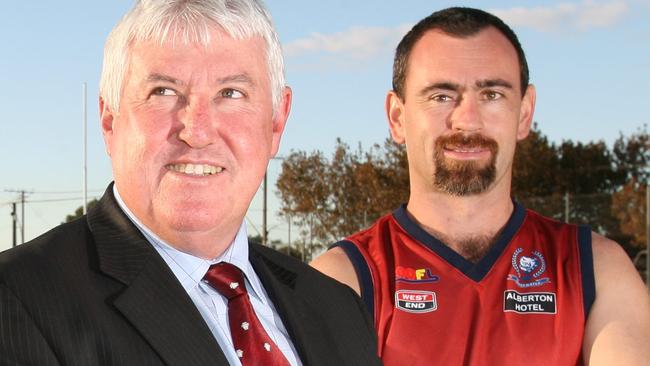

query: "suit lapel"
left=113, top=256, right=229, bottom=365
left=88, top=185, right=229, bottom=365
left=249, top=246, right=332, bottom=366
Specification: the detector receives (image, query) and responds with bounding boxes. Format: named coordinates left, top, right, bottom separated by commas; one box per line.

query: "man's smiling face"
left=101, top=27, right=289, bottom=253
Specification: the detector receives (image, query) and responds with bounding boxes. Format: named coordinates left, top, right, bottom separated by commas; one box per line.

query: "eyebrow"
left=216, top=73, right=255, bottom=87
left=417, top=79, right=514, bottom=98
left=145, top=73, right=255, bottom=87
left=146, top=73, right=185, bottom=85
left=475, top=78, right=513, bottom=89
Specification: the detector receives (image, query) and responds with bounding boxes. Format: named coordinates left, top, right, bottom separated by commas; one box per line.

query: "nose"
left=448, top=94, right=483, bottom=133
left=177, top=96, right=217, bottom=149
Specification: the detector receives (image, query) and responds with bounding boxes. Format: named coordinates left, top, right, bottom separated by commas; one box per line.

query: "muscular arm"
left=583, top=234, right=650, bottom=365
left=310, top=247, right=362, bottom=296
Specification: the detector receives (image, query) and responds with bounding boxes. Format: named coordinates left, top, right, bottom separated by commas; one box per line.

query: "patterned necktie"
left=203, top=262, right=291, bottom=366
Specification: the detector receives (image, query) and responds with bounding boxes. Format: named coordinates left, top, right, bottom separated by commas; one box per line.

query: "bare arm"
left=310, top=247, right=361, bottom=296
left=583, top=233, right=650, bottom=365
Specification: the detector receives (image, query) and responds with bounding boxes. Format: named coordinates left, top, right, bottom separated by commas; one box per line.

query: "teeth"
left=168, top=163, right=223, bottom=176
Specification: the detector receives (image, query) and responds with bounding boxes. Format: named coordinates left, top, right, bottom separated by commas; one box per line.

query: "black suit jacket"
left=0, top=186, right=380, bottom=365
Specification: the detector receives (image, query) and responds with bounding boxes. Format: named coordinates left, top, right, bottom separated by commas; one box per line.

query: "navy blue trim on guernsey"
left=330, top=240, right=375, bottom=319
left=578, top=225, right=595, bottom=318
left=392, top=202, right=527, bottom=282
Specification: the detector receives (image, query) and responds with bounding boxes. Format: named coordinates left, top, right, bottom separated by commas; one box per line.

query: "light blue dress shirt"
left=113, top=186, right=302, bottom=366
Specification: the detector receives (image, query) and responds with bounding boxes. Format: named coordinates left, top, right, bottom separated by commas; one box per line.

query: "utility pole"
left=82, top=82, right=88, bottom=214
left=11, top=202, right=17, bottom=247
left=6, top=189, right=29, bottom=244
left=20, top=190, right=25, bottom=244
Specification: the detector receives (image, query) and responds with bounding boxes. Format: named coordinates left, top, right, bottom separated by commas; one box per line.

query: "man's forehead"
left=406, top=27, right=521, bottom=90
left=412, top=27, right=517, bottom=61
left=125, top=33, right=266, bottom=76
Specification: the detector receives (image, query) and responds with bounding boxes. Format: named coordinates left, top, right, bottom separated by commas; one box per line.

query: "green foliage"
left=512, top=123, right=560, bottom=198
left=611, top=126, right=650, bottom=250
left=64, top=199, right=99, bottom=223
left=612, top=125, right=650, bottom=183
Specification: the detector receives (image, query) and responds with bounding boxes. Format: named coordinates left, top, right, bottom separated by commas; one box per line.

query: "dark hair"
left=392, top=7, right=529, bottom=99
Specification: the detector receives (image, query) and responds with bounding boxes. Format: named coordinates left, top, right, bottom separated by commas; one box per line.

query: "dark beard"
left=433, top=133, right=498, bottom=196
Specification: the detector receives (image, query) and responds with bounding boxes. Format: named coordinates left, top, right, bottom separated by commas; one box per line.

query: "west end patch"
left=395, top=290, right=437, bottom=313
left=503, top=290, right=556, bottom=314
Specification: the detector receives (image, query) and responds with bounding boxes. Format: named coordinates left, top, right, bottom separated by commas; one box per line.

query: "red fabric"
left=348, top=209, right=587, bottom=365
left=204, top=262, right=290, bottom=366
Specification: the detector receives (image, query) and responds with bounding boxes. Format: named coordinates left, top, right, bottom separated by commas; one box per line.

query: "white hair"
left=99, top=0, right=285, bottom=114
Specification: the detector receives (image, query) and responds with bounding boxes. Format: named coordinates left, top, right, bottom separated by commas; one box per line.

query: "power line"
left=23, top=196, right=100, bottom=204
left=24, top=189, right=105, bottom=195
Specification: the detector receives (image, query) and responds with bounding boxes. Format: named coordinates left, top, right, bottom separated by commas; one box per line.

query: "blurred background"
left=1, top=0, right=648, bottom=283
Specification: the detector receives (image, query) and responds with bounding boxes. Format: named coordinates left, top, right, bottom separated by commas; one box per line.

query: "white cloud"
left=284, top=24, right=410, bottom=60
left=576, top=1, right=629, bottom=29
left=492, top=1, right=629, bottom=32
left=284, top=1, right=630, bottom=65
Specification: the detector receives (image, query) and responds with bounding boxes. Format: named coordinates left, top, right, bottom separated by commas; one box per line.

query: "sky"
left=1, top=0, right=649, bottom=252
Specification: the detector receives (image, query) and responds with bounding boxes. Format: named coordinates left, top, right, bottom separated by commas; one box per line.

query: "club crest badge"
left=507, top=248, right=550, bottom=288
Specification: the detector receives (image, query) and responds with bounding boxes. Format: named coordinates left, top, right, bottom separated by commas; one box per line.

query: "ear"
left=386, top=91, right=406, bottom=144
left=516, top=84, right=536, bottom=141
left=269, top=86, right=292, bottom=157
left=100, top=96, right=116, bottom=156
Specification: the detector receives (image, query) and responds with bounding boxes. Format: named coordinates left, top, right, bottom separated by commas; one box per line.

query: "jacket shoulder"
left=250, top=243, right=340, bottom=286
left=0, top=217, right=91, bottom=287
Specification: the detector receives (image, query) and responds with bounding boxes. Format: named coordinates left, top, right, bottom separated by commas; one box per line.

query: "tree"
left=555, top=140, right=621, bottom=195
left=513, top=124, right=623, bottom=236
left=276, top=138, right=408, bottom=251
left=555, top=139, right=623, bottom=236
left=512, top=123, right=564, bottom=218
left=611, top=126, right=650, bottom=250
left=612, top=125, right=650, bottom=183
left=611, top=179, right=646, bottom=249
left=276, top=150, right=330, bottom=252
left=513, top=123, right=559, bottom=198
left=64, top=199, right=99, bottom=223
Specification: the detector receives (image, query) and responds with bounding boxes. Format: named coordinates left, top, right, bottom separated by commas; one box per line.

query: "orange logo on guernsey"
left=395, top=290, right=437, bottom=313
left=395, top=266, right=440, bottom=283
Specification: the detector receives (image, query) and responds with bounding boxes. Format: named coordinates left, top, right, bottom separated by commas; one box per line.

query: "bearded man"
left=312, top=7, right=650, bottom=366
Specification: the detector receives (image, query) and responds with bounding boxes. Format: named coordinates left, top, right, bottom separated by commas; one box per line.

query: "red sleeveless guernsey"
left=334, top=203, right=594, bottom=366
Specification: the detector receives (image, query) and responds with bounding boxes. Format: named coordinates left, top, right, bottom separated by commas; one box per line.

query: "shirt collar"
left=112, top=185, right=267, bottom=302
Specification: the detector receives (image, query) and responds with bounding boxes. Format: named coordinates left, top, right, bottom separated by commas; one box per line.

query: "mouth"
left=442, top=144, right=492, bottom=160
left=444, top=145, right=489, bottom=154
left=166, top=163, right=224, bottom=176
left=436, top=133, right=498, bottom=161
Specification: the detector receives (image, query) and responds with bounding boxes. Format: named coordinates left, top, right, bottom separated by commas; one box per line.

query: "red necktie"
left=203, top=262, right=291, bottom=366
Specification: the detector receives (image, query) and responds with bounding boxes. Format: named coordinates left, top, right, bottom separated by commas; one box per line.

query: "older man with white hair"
left=0, top=1, right=380, bottom=365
